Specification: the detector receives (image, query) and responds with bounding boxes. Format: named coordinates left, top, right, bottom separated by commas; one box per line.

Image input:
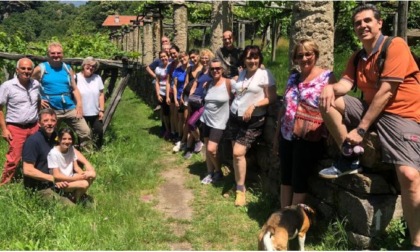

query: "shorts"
left=344, top=95, right=420, bottom=170
left=229, top=112, right=265, bottom=149
left=202, top=123, right=224, bottom=143
left=177, top=99, right=185, bottom=113
left=279, top=137, right=324, bottom=193
left=158, top=95, right=170, bottom=116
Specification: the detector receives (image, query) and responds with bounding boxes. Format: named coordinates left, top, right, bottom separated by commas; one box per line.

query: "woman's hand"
left=175, top=100, right=179, bottom=107
left=157, top=95, right=163, bottom=103
left=98, top=111, right=104, bottom=120
left=166, top=97, right=171, bottom=105
left=243, top=105, right=255, bottom=122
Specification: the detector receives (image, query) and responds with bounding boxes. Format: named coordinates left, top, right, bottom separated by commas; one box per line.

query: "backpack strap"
left=375, top=36, right=394, bottom=88
left=352, top=49, right=363, bottom=93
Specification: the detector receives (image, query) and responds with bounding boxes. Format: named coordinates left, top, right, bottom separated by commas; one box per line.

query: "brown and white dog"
left=258, top=204, right=315, bottom=251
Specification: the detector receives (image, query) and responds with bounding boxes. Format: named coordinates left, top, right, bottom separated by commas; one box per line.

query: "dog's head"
left=297, top=203, right=316, bottom=224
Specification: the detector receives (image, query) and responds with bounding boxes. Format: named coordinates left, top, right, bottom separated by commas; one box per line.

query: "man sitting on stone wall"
left=318, top=4, right=420, bottom=250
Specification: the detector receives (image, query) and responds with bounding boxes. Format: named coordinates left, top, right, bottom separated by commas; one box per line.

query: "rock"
left=347, top=231, right=372, bottom=249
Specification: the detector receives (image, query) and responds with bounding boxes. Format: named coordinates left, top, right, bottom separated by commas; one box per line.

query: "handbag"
left=188, top=94, right=203, bottom=107
left=293, top=101, right=324, bottom=141
left=292, top=73, right=324, bottom=142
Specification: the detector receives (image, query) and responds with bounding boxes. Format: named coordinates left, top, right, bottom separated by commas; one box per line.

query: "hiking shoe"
left=212, top=171, right=223, bottom=183
left=235, top=190, right=246, bottom=207
left=183, top=151, right=193, bottom=159
left=319, top=156, right=362, bottom=179
left=193, top=141, right=204, bottom=153
left=172, top=141, right=181, bottom=153
left=201, top=174, right=213, bottom=185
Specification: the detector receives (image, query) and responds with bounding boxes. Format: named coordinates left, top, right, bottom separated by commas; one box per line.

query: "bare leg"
left=292, top=193, right=306, bottom=206
left=206, top=139, right=220, bottom=173
left=280, top=184, right=293, bottom=208
left=395, top=165, right=420, bottom=247
left=232, top=141, right=247, bottom=189
left=320, top=96, right=348, bottom=148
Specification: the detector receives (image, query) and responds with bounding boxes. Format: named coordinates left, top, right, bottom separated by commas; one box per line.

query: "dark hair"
left=241, top=45, right=263, bottom=68
left=38, top=108, right=56, bottom=122
left=57, top=128, right=75, bottom=142
left=352, top=4, right=381, bottom=23
left=170, top=44, right=180, bottom=53
left=159, top=50, right=169, bottom=57
left=188, top=49, right=200, bottom=56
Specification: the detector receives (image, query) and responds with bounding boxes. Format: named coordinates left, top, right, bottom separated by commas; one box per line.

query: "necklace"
left=239, top=70, right=256, bottom=96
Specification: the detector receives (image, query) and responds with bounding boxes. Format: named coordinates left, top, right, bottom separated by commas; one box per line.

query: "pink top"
left=281, top=70, right=332, bottom=141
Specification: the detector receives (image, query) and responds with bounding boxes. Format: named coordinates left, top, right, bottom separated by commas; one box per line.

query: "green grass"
left=0, top=42, right=412, bottom=250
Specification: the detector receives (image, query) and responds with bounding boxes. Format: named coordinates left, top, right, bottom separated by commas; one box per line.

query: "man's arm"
left=31, top=65, right=42, bottom=81
left=0, top=105, right=12, bottom=143
left=347, top=81, right=398, bottom=144
left=69, top=70, right=83, bottom=118
left=23, top=161, right=54, bottom=183
left=146, top=65, right=157, bottom=79
left=319, top=79, right=353, bottom=113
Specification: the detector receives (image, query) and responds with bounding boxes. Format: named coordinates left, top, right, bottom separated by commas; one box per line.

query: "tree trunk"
left=173, top=1, right=188, bottom=52
left=210, top=1, right=231, bottom=53
left=397, top=1, right=408, bottom=40
left=290, top=1, right=334, bottom=70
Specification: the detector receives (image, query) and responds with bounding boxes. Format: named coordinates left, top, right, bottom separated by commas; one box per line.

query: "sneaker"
left=193, top=141, right=204, bottom=153
left=235, top=190, right=246, bottom=207
left=183, top=151, right=193, bottom=159
left=172, top=141, right=181, bottom=153
left=201, top=174, right=213, bottom=184
left=319, top=156, right=362, bottom=179
left=163, top=131, right=170, bottom=140
left=212, top=171, right=223, bottom=183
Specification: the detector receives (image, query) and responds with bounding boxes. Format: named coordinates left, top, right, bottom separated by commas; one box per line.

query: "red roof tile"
left=102, top=15, right=139, bottom=27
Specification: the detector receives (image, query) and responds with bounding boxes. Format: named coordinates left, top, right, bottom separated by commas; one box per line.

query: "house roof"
left=102, top=15, right=139, bottom=27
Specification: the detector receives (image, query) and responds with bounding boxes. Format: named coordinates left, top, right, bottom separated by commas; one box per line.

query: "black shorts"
left=202, top=123, right=224, bottom=144
left=159, top=95, right=170, bottom=116
left=229, top=113, right=265, bottom=149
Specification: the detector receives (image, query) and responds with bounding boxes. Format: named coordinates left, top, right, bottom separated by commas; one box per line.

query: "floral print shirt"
left=280, top=70, right=333, bottom=141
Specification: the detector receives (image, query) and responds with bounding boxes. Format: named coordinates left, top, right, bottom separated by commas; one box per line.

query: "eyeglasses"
left=85, top=64, right=96, bottom=69
left=296, top=52, right=314, bottom=60
left=49, top=52, right=63, bottom=55
left=19, top=67, right=33, bottom=71
left=210, top=67, right=222, bottom=71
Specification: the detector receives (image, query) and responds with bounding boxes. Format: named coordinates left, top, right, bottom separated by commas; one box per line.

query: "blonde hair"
left=292, top=39, right=320, bottom=62
left=47, top=42, right=63, bottom=53
left=199, top=49, right=215, bottom=60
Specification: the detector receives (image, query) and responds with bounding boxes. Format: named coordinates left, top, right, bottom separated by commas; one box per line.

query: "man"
left=0, top=58, right=40, bottom=185
left=32, top=42, right=92, bottom=150
left=22, top=108, right=96, bottom=203
left=318, top=4, right=420, bottom=249
left=215, top=30, right=243, bottom=79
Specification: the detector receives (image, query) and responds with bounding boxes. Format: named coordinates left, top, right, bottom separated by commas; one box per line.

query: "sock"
left=236, top=185, right=245, bottom=192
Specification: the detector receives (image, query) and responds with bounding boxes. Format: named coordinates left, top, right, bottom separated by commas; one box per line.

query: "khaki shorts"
left=344, top=95, right=420, bottom=170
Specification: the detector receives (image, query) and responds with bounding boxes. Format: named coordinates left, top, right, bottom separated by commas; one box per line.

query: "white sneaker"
left=201, top=174, right=213, bottom=184
left=172, top=141, right=181, bottom=153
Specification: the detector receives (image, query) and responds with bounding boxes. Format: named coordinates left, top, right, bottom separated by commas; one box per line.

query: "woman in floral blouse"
left=274, top=39, right=336, bottom=208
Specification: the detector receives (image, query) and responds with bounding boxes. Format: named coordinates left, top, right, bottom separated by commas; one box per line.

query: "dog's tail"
left=258, top=224, right=275, bottom=251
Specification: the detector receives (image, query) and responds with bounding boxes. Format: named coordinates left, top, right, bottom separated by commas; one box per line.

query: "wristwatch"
left=357, top=128, right=366, bottom=137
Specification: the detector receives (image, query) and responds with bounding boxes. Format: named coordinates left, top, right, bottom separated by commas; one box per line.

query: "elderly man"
left=318, top=4, right=420, bottom=249
left=0, top=58, right=40, bottom=185
left=22, top=108, right=96, bottom=203
left=32, top=42, right=92, bottom=151
left=215, top=30, right=243, bottom=79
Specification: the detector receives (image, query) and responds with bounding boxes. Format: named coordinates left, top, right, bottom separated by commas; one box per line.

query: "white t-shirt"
left=230, top=68, right=275, bottom=117
left=76, top=73, right=104, bottom=116
left=48, top=146, right=77, bottom=177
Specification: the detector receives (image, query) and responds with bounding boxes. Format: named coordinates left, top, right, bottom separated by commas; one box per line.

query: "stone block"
left=347, top=231, right=372, bottom=249
left=332, top=172, right=398, bottom=195
left=337, top=191, right=400, bottom=237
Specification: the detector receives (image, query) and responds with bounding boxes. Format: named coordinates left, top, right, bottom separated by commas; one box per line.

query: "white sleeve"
left=47, top=149, right=59, bottom=169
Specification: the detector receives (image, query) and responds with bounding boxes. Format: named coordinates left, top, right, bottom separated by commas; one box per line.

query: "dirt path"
left=155, top=166, right=194, bottom=250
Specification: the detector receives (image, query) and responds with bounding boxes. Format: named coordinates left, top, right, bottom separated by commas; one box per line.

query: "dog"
left=258, top=204, right=315, bottom=251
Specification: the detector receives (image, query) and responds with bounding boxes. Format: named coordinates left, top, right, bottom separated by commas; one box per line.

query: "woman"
left=167, top=45, right=180, bottom=141
left=230, top=45, right=277, bottom=207
left=172, top=52, right=189, bottom=151
left=183, top=49, right=214, bottom=159
left=155, top=50, right=171, bottom=139
left=173, top=49, right=203, bottom=153
left=76, top=57, right=105, bottom=149
left=274, top=39, right=335, bottom=208
left=200, top=59, right=232, bottom=184
left=48, top=128, right=95, bottom=203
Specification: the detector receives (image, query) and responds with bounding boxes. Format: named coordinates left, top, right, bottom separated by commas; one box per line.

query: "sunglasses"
left=210, top=67, right=222, bottom=71
left=296, top=52, right=314, bottom=60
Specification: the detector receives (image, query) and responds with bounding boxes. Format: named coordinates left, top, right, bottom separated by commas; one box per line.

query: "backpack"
left=352, top=36, right=420, bottom=93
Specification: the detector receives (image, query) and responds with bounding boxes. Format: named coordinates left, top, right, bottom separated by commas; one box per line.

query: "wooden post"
left=393, top=13, right=398, bottom=36
left=271, top=17, right=277, bottom=62
left=397, top=1, right=408, bottom=40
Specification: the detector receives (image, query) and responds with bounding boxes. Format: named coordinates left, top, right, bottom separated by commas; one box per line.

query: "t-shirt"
left=22, top=130, right=57, bottom=190
left=155, top=65, right=169, bottom=96
left=172, top=66, right=188, bottom=100
left=215, top=47, right=243, bottom=78
left=76, top=73, right=104, bottom=116
left=193, top=71, right=212, bottom=98
left=342, top=35, right=420, bottom=122
left=48, top=146, right=77, bottom=177
left=200, top=80, right=230, bottom=130
left=230, top=68, right=275, bottom=117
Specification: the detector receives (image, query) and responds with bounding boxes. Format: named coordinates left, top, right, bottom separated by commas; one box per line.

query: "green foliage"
left=311, top=217, right=349, bottom=251
left=373, top=218, right=410, bottom=250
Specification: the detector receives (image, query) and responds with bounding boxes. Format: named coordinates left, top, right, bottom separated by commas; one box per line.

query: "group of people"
left=148, top=4, right=420, bottom=249
left=0, top=42, right=103, bottom=204
left=147, top=31, right=277, bottom=207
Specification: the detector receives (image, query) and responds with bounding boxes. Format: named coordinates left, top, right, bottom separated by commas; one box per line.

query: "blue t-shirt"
left=40, top=62, right=75, bottom=110
left=22, top=130, right=57, bottom=190
left=172, top=66, right=188, bottom=100
left=193, top=72, right=212, bottom=98
left=148, top=58, right=161, bottom=71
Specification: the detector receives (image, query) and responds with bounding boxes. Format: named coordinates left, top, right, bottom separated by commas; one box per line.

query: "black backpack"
left=352, top=36, right=420, bottom=93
